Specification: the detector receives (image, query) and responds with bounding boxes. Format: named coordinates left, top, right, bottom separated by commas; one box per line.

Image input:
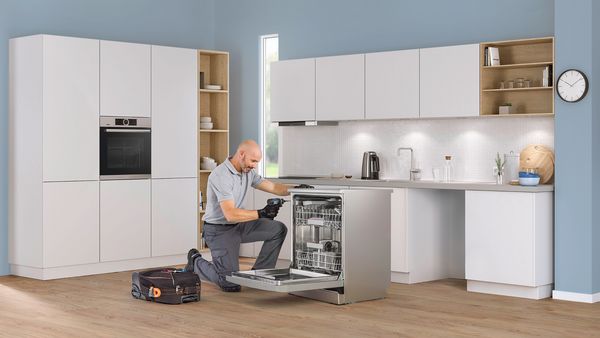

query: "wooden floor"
left=1, top=258, right=599, bottom=338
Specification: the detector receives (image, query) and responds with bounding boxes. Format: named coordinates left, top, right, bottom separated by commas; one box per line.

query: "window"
left=260, top=34, right=279, bottom=177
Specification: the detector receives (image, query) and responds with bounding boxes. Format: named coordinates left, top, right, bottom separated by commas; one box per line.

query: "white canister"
left=504, top=151, right=520, bottom=184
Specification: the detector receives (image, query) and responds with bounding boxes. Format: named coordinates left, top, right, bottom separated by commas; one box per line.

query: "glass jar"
left=506, top=80, right=514, bottom=89
left=524, top=79, right=531, bottom=88
left=515, top=78, right=524, bottom=88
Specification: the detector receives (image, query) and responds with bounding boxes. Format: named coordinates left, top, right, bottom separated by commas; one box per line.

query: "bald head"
left=231, top=139, right=262, bottom=173
left=237, top=139, right=261, bottom=156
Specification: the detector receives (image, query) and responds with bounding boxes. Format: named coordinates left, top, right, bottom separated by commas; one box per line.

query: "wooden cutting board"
left=520, top=145, right=555, bottom=184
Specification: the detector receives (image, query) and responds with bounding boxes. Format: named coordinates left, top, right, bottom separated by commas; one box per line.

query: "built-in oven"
left=100, top=116, right=151, bottom=180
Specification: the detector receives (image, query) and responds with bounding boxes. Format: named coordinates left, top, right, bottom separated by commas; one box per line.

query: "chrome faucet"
left=396, top=147, right=421, bottom=181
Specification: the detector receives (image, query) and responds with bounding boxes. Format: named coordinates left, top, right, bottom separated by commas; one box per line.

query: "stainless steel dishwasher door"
left=226, top=268, right=343, bottom=293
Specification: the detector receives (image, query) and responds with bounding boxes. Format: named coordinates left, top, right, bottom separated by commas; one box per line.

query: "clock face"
left=557, top=69, right=588, bottom=102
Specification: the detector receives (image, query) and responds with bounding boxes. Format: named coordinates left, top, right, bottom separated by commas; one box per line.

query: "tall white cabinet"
left=100, top=40, right=151, bottom=117
left=9, top=35, right=199, bottom=280
left=419, top=44, right=479, bottom=118
left=9, top=35, right=100, bottom=276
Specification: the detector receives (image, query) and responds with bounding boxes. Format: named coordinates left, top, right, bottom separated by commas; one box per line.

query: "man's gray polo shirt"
left=202, top=158, right=265, bottom=224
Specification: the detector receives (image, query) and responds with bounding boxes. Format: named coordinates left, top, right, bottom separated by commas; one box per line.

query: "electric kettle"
left=361, top=151, right=380, bottom=180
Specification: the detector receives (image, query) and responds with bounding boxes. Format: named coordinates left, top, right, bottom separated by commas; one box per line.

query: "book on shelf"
left=542, top=65, right=553, bottom=87
left=484, top=47, right=489, bottom=66
left=488, top=47, right=500, bottom=66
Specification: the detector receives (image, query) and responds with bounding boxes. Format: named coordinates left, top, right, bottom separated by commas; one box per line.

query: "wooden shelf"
left=482, top=61, right=553, bottom=70
left=480, top=37, right=554, bottom=117
left=482, top=87, right=553, bottom=92
left=479, top=113, right=555, bottom=118
left=199, top=129, right=228, bottom=133
left=197, top=49, right=229, bottom=250
left=199, top=89, right=229, bottom=94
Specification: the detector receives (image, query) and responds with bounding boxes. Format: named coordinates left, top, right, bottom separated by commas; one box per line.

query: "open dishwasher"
left=227, top=188, right=391, bottom=304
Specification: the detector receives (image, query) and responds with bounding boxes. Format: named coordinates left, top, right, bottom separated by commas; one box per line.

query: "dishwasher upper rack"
left=294, top=204, right=342, bottom=229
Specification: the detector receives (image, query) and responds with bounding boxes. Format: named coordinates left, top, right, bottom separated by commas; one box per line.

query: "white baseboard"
left=467, top=280, right=552, bottom=300
left=552, top=290, right=600, bottom=303
left=11, top=254, right=187, bottom=280
left=391, top=271, right=410, bottom=284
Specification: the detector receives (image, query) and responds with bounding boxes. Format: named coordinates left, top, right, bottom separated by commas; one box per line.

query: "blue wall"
left=0, top=0, right=216, bottom=275
left=213, top=0, right=554, bottom=150
left=554, top=0, right=600, bottom=295
left=594, top=0, right=600, bottom=294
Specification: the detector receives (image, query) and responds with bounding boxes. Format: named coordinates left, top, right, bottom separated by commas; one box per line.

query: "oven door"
left=100, top=127, right=151, bottom=179
left=226, top=268, right=343, bottom=292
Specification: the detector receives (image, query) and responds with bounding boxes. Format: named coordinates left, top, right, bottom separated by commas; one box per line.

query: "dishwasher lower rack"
left=295, top=249, right=342, bottom=272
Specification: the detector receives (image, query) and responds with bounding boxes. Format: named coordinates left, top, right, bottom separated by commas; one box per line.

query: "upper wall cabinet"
left=151, top=45, right=197, bottom=178
left=316, top=54, right=365, bottom=121
left=271, top=58, right=316, bottom=122
left=365, top=49, right=419, bottom=119
left=100, top=40, right=151, bottom=117
left=419, top=44, right=479, bottom=118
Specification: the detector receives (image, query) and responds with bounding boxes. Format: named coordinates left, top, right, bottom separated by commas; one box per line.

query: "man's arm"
left=254, top=180, right=290, bottom=196
left=219, top=199, right=260, bottom=223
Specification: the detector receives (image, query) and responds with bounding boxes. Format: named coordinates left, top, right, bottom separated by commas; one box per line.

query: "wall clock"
left=556, top=69, right=589, bottom=102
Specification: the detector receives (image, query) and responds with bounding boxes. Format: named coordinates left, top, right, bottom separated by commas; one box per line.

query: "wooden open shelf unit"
left=480, top=37, right=554, bottom=116
left=197, top=49, right=229, bottom=249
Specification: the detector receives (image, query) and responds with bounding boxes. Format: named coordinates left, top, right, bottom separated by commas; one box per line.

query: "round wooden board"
left=520, top=145, right=555, bottom=184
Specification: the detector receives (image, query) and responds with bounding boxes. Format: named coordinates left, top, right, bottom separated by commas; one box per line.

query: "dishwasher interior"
left=293, top=195, right=343, bottom=274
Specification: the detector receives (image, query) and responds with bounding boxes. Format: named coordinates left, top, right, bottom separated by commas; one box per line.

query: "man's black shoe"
left=221, top=285, right=241, bottom=292
left=185, top=248, right=201, bottom=272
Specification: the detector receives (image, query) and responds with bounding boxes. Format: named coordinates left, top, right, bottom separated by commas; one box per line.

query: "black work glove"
left=257, top=204, right=279, bottom=219
left=293, top=184, right=314, bottom=189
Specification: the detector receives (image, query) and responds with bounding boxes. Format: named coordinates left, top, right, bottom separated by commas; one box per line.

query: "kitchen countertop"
left=269, top=177, right=554, bottom=192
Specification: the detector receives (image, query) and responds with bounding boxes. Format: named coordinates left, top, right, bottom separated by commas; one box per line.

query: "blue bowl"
left=519, top=177, right=540, bottom=186
left=519, top=171, right=540, bottom=178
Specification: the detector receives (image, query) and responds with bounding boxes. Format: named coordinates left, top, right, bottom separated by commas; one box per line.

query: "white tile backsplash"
left=279, top=116, right=554, bottom=182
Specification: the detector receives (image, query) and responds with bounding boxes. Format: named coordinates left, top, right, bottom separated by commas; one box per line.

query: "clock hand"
left=560, top=78, right=573, bottom=87
left=572, top=78, right=583, bottom=86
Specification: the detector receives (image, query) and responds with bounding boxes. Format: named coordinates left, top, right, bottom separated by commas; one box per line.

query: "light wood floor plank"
left=0, top=258, right=599, bottom=337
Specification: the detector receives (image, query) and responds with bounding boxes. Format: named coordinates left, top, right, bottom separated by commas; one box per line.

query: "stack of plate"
left=201, top=157, right=217, bottom=170
left=200, top=116, right=213, bottom=129
left=205, top=84, right=222, bottom=90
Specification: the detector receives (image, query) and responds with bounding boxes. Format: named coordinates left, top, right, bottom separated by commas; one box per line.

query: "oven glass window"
left=100, top=128, right=151, bottom=176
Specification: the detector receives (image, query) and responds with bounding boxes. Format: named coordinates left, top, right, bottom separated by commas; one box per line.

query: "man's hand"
left=257, top=204, right=279, bottom=219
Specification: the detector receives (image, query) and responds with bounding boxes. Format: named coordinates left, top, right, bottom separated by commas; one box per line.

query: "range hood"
left=276, top=121, right=338, bottom=126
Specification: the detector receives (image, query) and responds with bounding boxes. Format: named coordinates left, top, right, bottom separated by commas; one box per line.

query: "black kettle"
left=361, top=151, right=380, bottom=180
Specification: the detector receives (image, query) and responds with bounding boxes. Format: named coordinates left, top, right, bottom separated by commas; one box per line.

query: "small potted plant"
left=499, top=102, right=512, bottom=115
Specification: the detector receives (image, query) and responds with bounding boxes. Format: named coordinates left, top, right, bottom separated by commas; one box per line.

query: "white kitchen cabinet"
left=151, top=45, right=197, bottom=178
left=271, top=58, right=316, bottom=122
left=365, top=49, right=420, bottom=119
left=419, top=44, right=479, bottom=118
left=251, top=189, right=293, bottom=261
left=100, top=40, right=151, bottom=117
left=152, top=178, right=197, bottom=256
left=316, top=54, right=365, bottom=121
left=43, top=181, right=100, bottom=268
left=25, top=35, right=99, bottom=182
left=100, top=180, right=151, bottom=262
left=465, top=191, right=553, bottom=299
